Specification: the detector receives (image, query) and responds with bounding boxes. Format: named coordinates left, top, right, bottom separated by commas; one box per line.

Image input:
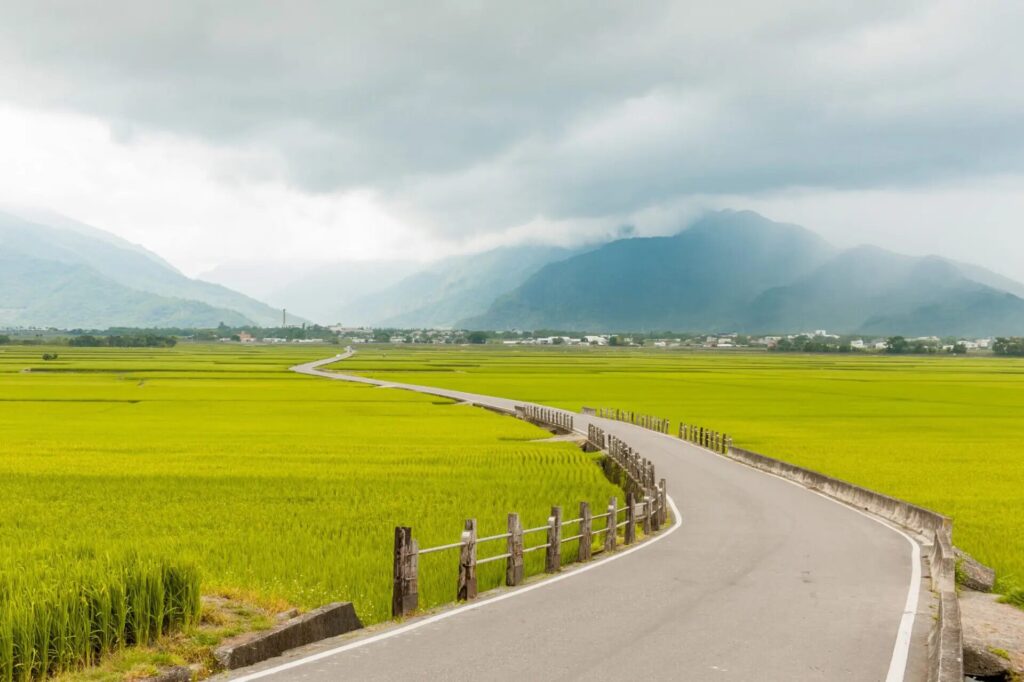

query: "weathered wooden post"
left=659, top=479, right=668, bottom=525
left=625, top=492, right=636, bottom=545
left=725, top=435, right=733, bottom=452
left=392, top=526, right=418, bottom=617
left=457, top=519, right=477, bottom=601
left=642, top=496, right=653, bottom=534
left=605, top=497, right=617, bottom=553
left=545, top=506, right=562, bottom=573
left=651, top=492, right=662, bottom=532
left=506, top=513, right=524, bottom=586
left=579, top=501, right=592, bottom=562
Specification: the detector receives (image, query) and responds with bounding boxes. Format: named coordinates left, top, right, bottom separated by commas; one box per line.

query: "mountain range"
left=4, top=208, right=1024, bottom=336
left=463, top=211, right=1024, bottom=336
left=0, top=210, right=287, bottom=328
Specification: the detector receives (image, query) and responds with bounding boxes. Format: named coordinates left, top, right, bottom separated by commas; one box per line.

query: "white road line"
left=229, top=496, right=683, bottom=682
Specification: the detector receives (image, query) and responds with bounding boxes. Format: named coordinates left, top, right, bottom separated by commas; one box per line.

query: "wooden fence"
left=594, top=407, right=670, bottom=434
left=392, top=426, right=668, bottom=617
left=517, top=404, right=574, bottom=432
left=679, top=423, right=731, bottom=454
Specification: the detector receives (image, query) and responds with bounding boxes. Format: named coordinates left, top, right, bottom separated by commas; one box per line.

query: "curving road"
left=226, top=354, right=933, bottom=681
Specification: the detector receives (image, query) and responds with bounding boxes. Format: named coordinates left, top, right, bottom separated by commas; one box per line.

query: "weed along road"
left=227, top=354, right=932, bottom=682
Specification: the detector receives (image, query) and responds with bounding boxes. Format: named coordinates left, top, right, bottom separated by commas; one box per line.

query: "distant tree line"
left=69, top=334, right=177, bottom=348
left=883, top=336, right=938, bottom=355
left=771, top=335, right=856, bottom=353
left=993, top=337, right=1024, bottom=357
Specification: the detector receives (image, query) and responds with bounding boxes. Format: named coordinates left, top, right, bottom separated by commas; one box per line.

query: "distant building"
left=238, top=331, right=255, bottom=343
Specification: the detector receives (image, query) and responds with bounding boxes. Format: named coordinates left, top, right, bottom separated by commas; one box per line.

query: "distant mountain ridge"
left=332, top=245, right=579, bottom=328
left=6, top=207, right=1023, bottom=336
left=463, top=211, right=1024, bottom=336
left=0, top=211, right=287, bottom=328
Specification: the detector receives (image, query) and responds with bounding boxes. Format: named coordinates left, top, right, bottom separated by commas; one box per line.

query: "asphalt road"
left=225, top=354, right=932, bottom=682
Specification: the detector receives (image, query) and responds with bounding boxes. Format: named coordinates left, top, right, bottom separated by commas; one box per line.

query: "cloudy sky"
left=1, top=1, right=1023, bottom=279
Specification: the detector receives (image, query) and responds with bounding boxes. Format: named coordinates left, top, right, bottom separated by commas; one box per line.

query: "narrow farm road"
left=227, top=353, right=933, bottom=682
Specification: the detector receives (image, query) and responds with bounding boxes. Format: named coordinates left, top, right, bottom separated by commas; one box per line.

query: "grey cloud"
left=2, top=0, right=1023, bottom=239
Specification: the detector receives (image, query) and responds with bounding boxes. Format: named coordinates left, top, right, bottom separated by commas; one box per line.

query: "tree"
left=466, top=331, right=488, bottom=344
left=0, top=335, right=9, bottom=345
left=886, top=336, right=909, bottom=354
left=993, top=337, right=1024, bottom=357
left=69, top=335, right=102, bottom=347
left=951, top=343, right=968, bottom=355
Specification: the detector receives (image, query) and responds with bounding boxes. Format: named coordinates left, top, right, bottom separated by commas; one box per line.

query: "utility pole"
left=283, top=308, right=287, bottom=327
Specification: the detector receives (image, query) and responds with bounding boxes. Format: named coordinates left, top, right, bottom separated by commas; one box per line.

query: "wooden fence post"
left=605, top=497, right=617, bottom=553
left=506, top=513, right=524, bottom=586
left=625, top=492, right=636, bottom=545
left=651, top=492, right=662, bottom=532
left=546, top=506, right=562, bottom=573
left=642, top=496, right=652, bottom=534
left=392, top=526, right=418, bottom=617
left=659, top=479, right=668, bottom=525
left=579, top=501, right=592, bottom=562
left=458, top=519, right=477, bottom=601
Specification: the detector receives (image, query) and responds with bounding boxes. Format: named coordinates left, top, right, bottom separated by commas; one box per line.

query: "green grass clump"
left=342, top=344, right=1024, bottom=598
left=0, top=554, right=200, bottom=681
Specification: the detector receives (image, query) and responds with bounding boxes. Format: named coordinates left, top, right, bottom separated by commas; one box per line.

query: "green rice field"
left=341, top=345, right=1024, bottom=600
left=0, top=345, right=622, bottom=680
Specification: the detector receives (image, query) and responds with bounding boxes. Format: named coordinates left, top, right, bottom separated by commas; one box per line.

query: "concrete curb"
left=725, top=445, right=964, bottom=681
left=214, top=603, right=363, bottom=670
left=727, top=446, right=951, bottom=536
left=928, top=590, right=964, bottom=682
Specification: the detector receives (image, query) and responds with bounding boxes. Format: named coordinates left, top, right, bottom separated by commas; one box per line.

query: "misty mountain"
left=0, top=257, right=249, bottom=329
left=200, top=259, right=421, bottom=323
left=334, top=245, right=578, bottom=328
left=465, top=212, right=834, bottom=331
left=463, top=211, right=1024, bottom=336
left=0, top=211, right=283, bottom=328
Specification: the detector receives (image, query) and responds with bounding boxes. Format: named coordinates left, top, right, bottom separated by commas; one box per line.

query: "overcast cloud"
left=0, top=1, right=1022, bottom=278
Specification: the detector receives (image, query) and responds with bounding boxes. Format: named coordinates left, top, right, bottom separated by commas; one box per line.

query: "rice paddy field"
left=0, top=344, right=622, bottom=680
left=341, top=345, right=1024, bottom=601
